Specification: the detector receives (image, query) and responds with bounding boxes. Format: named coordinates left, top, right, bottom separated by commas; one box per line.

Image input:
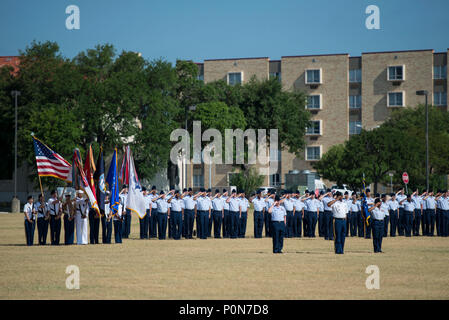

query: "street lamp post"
left=11, top=90, right=21, bottom=213
left=416, top=90, right=429, bottom=191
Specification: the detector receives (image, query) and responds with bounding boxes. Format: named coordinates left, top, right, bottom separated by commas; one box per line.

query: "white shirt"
left=252, top=197, right=266, bottom=212
left=221, top=196, right=229, bottom=211
left=170, top=197, right=184, bottom=212
left=47, top=197, right=60, bottom=215
left=212, top=197, right=224, bottom=211
left=23, top=202, right=35, bottom=220
left=183, top=195, right=196, bottom=210
left=388, top=199, right=399, bottom=211
left=330, top=201, right=348, bottom=219
left=380, top=202, right=390, bottom=216
left=228, top=197, right=240, bottom=212
left=35, top=201, right=48, bottom=218
left=371, top=207, right=385, bottom=220
left=271, top=205, right=286, bottom=221
left=293, top=198, right=305, bottom=212
left=239, top=198, right=250, bottom=212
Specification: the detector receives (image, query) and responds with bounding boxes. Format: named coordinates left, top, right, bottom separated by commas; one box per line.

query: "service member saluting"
left=326, top=191, right=348, bottom=254
left=368, top=198, right=386, bottom=253
left=268, top=195, right=287, bottom=254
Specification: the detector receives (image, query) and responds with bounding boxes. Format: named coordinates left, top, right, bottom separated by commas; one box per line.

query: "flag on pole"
left=84, top=144, right=97, bottom=199
left=362, top=174, right=371, bottom=226
left=93, top=147, right=106, bottom=213
left=72, top=148, right=100, bottom=215
left=32, top=136, right=72, bottom=182
left=106, top=148, right=120, bottom=216
left=125, top=148, right=146, bottom=219
left=119, top=146, right=130, bottom=184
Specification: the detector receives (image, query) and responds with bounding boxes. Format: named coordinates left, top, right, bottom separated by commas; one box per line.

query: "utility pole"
left=11, top=90, right=21, bottom=213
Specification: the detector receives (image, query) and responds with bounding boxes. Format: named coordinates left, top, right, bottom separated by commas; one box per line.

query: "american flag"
left=32, top=136, right=72, bottom=182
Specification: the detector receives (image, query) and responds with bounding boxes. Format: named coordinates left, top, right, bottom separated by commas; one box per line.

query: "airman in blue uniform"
left=251, top=191, right=266, bottom=238
left=211, top=189, right=224, bottom=238
left=268, top=195, right=286, bottom=254
left=368, top=198, right=386, bottom=253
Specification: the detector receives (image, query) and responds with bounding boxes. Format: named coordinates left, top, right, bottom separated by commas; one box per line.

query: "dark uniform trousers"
left=442, top=210, right=449, bottom=237
left=89, top=209, right=100, bottom=244
left=139, top=210, right=149, bottom=239
left=333, top=218, right=346, bottom=254
left=149, top=208, right=158, bottom=238
left=223, top=209, right=230, bottom=238
left=350, top=211, right=358, bottom=236
left=389, top=209, right=398, bottom=237
left=292, top=210, right=303, bottom=237
left=318, top=211, right=325, bottom=237
left=357, top=211, right=365, bottom=237
left=230, top=211, right=239, bottom=239
left=49, top=215, right=61, bottom=245
left=183, top=209, right=194, bottom=239
left=424, top=209, right=436, bottom=236
left=104, top=218, right=113, bottom=244
left=114, top=219, right=122, bottom=243
left=365, top=218, right=372, bottom=239
left=264, top=210, right=272, bottom=237
left=238, top=212, right=248, bottom=238
left=24, top=219, right=35, bottom=246
left=198, top=210, right=209, bottom=239
left=372, top=219, right=384, bottom=253
left=168, top=214, right=173, bottom=239
left=436, top=208, right=441, bottom=236
left=123, top=209, right=131, bottom=238
left=101, top=215, right=107, bottom=243
left=383, top=215, right=390, bottom=237
left=171, top=211, right=183, bottom=240
left=413, top=209, right=422, bottom=236
left=157, top=212, right=168, bottom=239
left=303, top=211, right=309, bottom=237
left=213, top=210, right=223, bottom=238
left=398, top=207, right=405, bottom=236
left=37, top=217, right=49, bottom=245
left=285, top=211, right=293, bottom=238
left=403, top=210, right=413, bottom=237
left=63, top=215, right=75, bottom=245
left=253, top=211, right=264, bottom=238
left=208, top=212, right=213, bottom=238
left=307, top=211, right=318, bottom=238
left=345, top=213, right=350, bottom=237
left=271, top=221, right=285, bottom=253
left=324, top=211, right=334, bottom=240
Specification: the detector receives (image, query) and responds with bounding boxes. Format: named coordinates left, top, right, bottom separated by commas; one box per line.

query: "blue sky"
left=1, top=0, right=448, bottom=62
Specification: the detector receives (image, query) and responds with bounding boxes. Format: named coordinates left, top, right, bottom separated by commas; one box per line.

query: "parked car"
left=256, top=187, right=277, bottom=196
left=331, top=184, right=353, bottom=196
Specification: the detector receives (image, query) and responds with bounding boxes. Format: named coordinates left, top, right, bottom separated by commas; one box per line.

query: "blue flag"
left=106, top=148, right=120, bottom=215
left=362, top=175, right=371, bottom=226
left=94, top=148, right=106, bottom=213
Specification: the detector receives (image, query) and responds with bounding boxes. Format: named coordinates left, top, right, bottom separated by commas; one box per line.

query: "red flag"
left=84, top=145, right=97, bottom=199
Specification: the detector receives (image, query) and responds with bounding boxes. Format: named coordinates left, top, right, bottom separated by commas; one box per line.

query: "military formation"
left=23, top=186, right=449, bottom=254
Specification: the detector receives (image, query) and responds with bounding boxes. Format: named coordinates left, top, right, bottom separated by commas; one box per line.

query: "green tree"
left=229, top=167, right=265, bottom=195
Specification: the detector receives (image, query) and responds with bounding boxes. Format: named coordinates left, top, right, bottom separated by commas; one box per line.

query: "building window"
left=270, top=149, right=281, bottom=162
left=349, top=121, right=362, bottom=135
left=269, top=72, right=281, bottom=82
left=305, top=69, right=322, bottom=84
left=388, top=65, right=405, bottom=81
left=388, top=92, right=405, bottom=107
left=306, top=120, right=321, bottom=135
left=306, top=146, right=321, bottom=161
left=349, top=95, right=361, bottom=109
left=349, top=69, right=361, bottom=83
left=434, top=66, right=447, bottom=80
left=270, top=173, right=280, bottom=187
left=193, top=174, right=204, bottom=188
left=306, top=95, right=321, bottom=109
left=227, top=72, right=242, bottom=85
left=434, top=92, right=447, bottom=106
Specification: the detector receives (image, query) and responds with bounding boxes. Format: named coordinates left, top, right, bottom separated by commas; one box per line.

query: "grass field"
left=1, top=211, right=448, bottom=300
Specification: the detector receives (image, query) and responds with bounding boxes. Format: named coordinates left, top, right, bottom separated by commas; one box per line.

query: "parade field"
left=0, top=211, right=448, bottom=300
